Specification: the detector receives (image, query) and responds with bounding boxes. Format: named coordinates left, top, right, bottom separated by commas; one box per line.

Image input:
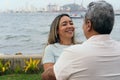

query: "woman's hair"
left=85, top=1, right=114, bottom=34
left=47, top=13, right=75, bottom=44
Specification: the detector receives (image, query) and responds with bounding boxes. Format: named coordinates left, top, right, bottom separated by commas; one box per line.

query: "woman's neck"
left=59, top=38, right=72, bottom=45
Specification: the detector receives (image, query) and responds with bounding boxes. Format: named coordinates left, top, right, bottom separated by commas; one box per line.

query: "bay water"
left=0, top=12, right=120, bottom=55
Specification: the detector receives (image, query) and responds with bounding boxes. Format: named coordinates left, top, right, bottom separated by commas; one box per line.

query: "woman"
left=42, top=13, right=76, bottom=71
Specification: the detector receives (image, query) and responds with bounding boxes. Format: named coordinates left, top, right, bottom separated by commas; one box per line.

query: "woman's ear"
left=86, top=20, right=92, bottom=32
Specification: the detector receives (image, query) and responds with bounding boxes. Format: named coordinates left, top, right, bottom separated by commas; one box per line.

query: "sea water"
left=0, top=12, right=120, bottom=55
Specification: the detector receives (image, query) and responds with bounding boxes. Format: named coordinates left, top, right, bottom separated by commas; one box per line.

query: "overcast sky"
left=0, top=0, right=120, bottom=11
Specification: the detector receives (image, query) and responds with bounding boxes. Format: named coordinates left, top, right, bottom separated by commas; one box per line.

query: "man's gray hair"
left=85, top=0, right=114, bottom=34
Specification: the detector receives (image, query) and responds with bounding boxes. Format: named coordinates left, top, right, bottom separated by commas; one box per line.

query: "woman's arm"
left=43, top=63, right=54, bottom=71
left=42, top=45, right=55, bottom=70
left=42, top=66, right=56, bottom=80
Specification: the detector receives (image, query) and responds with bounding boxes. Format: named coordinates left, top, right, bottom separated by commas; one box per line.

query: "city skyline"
left=0, top=0, right=120, bottom=11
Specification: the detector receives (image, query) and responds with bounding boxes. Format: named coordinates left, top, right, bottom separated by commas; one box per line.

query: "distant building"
left=47, top=4, right=60, bottom=12
left=115, top=10, right=120, bottom=15
left=60, top=3, right=86, bottom=12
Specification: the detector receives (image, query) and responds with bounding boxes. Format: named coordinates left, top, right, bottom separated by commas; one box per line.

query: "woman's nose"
left=67, top=24, right=74, bottom=29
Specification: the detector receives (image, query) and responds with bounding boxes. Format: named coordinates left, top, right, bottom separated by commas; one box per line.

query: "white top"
left=42, top=43, right=71, bottom=64
left=54, top=35, right=120, bottom=80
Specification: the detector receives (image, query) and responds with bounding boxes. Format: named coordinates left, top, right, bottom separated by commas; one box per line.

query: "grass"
left=0, top=73, right=42, bottom=80
left=0, top=67, right=44, bottom=80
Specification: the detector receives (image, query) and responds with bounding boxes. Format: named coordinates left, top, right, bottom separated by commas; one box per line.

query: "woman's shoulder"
left=45, top=43, right=59, bottom=49
left=45, top=44, right=54, bottom=49
left=65, top=43, right=83, bottom=51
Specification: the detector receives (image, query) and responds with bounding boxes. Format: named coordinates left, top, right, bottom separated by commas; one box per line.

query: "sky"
left=0, top=0, right=120, bottom=11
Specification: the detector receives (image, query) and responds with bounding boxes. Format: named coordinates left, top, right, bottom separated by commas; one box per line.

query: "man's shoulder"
left=116, top=41, right=120, bottom=47
left=116, top=41, right=120, bottom=45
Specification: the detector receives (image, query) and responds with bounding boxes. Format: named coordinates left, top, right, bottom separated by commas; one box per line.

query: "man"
left=42, top=1, right=120, bottom=80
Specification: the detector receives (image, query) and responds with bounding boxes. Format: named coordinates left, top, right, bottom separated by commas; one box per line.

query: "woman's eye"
left=62, top=23, right=67, bottom=26
left=70, top=22, right=73, bottom=25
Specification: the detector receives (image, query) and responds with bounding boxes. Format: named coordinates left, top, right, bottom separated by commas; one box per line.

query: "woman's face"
left=58, top=16, right=75, bottom=40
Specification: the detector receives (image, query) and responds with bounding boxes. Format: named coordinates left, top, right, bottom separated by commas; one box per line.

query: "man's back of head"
left=84, top=0, right=114, bottom=34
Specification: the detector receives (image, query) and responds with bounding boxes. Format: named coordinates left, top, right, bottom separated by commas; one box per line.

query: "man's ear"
left=86, top=20, right=92, bottom=32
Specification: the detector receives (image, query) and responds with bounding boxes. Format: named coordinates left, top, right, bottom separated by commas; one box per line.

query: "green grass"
left=0, top=73, right=42, bottom=80
left=0, top=67, right=44, bottom=80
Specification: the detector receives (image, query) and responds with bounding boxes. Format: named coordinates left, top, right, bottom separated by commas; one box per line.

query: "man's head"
left=83, top=1, right=114, bottom=39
